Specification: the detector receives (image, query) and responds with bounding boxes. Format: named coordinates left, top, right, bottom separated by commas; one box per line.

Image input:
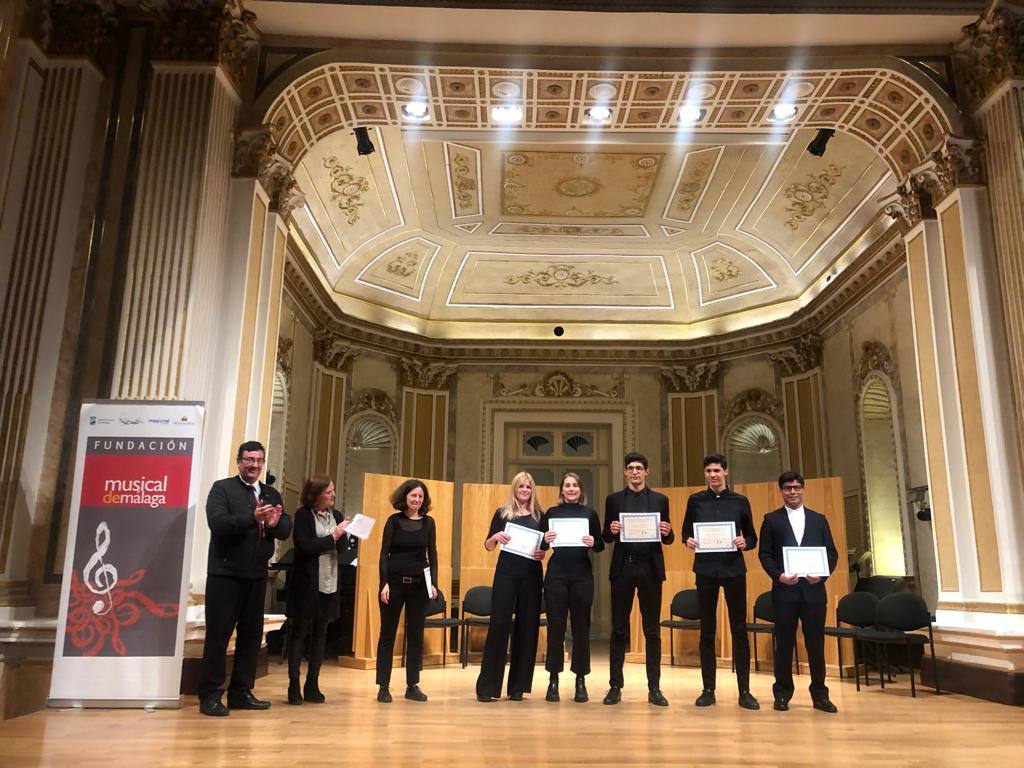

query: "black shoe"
left=648, top=688, right=669, bottom=707
left=405, top=685, right=428, bottom=702
left=303, top=676, right=325, bottom=704
left=226, top=690, right=271, bottom=710
left=574, top=677, right=589, bottom=703
left=508, top=690, right=524, bottom=701
left=813, top=698, right=838, bottom=713
left=695, top=689, right=716, bottom=707
left=287, top=678, right=303, bottom=706
left=476, top=694, right=497, bottom=702
left=738, top=690, right=760, bottom=710
left=377, top=686, right=392, bottom=703
left=603, top=686, right=621, bottom=705
left=546, top=678, right=559, bottom=702
left=199, top=696, right=228, bottom=717
left=773, top=698, right=789, bottom=712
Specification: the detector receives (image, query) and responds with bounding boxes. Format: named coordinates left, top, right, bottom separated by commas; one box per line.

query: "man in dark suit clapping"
left=758, top=471, right=839, bottom=713
left=198, top=440, right=292, bottom=716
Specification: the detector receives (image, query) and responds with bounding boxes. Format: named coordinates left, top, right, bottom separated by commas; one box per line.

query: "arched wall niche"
left=340, top=409, right=400, bottom=518
left=723, top=413, right=787, bottom=485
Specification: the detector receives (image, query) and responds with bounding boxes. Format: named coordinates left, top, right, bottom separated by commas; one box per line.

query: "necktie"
left=249, top=484, right=264, bottom=538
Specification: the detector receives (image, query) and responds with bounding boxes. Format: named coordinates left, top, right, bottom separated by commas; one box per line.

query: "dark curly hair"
left=390, top=478, right=432, bottom=515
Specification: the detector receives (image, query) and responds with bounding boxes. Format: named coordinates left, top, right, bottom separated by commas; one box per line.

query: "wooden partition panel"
left=342, top=473, right=454, bottom=670
left=459, top=483, right=559, bottom=662
left=625, top=478, right=849, bottom=675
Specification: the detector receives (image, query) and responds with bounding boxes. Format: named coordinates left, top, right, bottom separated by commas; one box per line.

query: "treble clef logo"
left=82, top=522, right=118, bottom=615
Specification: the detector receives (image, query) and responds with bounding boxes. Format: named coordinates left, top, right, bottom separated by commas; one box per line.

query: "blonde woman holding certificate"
left=476, top=472, right=545, bottom=702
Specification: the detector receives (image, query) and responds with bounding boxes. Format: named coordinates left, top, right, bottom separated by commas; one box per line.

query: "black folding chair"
left=746, top=591, right=800, bottom=674
left=822, top=591, right=878, bottom=688
left=459, top=586, right=492, bottom=668
left=660, top=589, right=700, bottom=666
left=857, top=592, right=940, bottom=697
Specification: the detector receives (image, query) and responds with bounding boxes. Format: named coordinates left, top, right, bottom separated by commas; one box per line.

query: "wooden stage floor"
left=2, top=658, right=1022, bottom=767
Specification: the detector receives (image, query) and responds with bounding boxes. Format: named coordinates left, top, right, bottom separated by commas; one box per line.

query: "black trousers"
left=696, top=573, right=750, bottom=692
left=608, top=560, right=662, bottom=689
left=544, top=570, right=595, bottom=676
left=773, top=598, right=828, bottom=701
left=287, top=612, right=329, bottom=680
left=198, top=574, right=266, bottom=699
left=476, top=568, right=542, bottom=698
left=376, top=577, right=428, bottom=687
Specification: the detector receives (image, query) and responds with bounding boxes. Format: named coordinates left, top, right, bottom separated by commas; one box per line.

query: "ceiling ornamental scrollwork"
left=913, top=136, right=986, bottom=204
left=345, top=388, right=397, bottom=421
left=881, top=177, right=934, bottom=234
left=503, top=263, right=619, bottom=289
left=234, top=126, right=306, bottom=218
left=660, top=361, right=721, bottom=393
left=723, top=388, right=783, bottom=425
left=400, top=358, right=458, bottom=390
left=769, top=333, right=823, bottom=376
left=956, top=0, right=1024, bottom=108
left=314, top=330, right=360, bottom=370
left=783, top=164, right=845, bottom=231
left=498, top=370, right=621, bottom=399
left=857, top=340, right=897, bottom=383
left=323, top=157, right=370, bottom=225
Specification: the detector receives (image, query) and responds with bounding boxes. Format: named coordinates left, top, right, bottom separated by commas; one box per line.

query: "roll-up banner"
left=49, top=400, right=204, bottom=708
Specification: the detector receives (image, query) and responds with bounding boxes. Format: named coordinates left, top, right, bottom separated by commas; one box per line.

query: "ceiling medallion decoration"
left=723, top=388, right=784, bottom=425
left=556, top=176, right=602, bottom=197
left=783, top=164, right=845, bottom=231
left=498, top=370, right=620, bottom=399
left=660, top=361, right=721, bottom=393
left=386, top=252, right=420, bottom=278
left=323, top=156, right=369, bottom=224
left=401, top=358, right=458, bottom=389
left=504, top=263, right=618, bottom=289
left=710, top=258, right=740, bottom=282
left=769, top=333, right=823, bottom=376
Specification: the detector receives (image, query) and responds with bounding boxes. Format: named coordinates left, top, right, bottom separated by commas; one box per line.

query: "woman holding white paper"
left=286, top=475, right=350, bottom=705
left=540, top=472, right=604, bottom=703
left=375, top=479, right=439, bottom=704
left=476, top=471, right=545, bottom=702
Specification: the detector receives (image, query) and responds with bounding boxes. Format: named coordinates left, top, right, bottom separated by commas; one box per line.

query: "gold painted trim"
left=937, top=600, right=1024, bottom=615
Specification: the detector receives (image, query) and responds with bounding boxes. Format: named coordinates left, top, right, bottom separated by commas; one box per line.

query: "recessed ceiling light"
left=491, top=105, right=523, bottom=124
left=771, top=103, right=798, bottom=122
left=401, top=102, right=430, bottom=121
left=677, top=105, right=705, bottom=124
left=584, top=106, right=612, bottom=123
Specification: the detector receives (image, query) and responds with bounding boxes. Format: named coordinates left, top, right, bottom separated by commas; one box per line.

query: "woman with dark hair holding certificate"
left=540, top=472, right=604, bottom=703
left=375, top=478, right=438, bottom=704
left=476, top=471, right=545, bottom=702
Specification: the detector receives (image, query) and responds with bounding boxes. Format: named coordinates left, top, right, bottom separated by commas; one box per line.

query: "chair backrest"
left=854, top=575, right=902, bottom=599
left=753, top=591, right=774, bottom=622
left=875, top=591, right=930, bottom=632
left=836, top=591, right=879, bottom=628
left=462, top=586, right=492, bottom=617
left=671, top=589, right=700, bottom=620
left=424, top=589, right=446, bottom=618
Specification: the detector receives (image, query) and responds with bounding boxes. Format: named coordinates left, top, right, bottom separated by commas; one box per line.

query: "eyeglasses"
left=625, top=465, right=646, bottom=473
left=238, top=457, right=265, bottom=465
left=781, top=485, right=804, bottom=491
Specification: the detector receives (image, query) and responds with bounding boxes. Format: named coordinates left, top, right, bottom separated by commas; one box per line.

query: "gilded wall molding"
left=400, top=358, right=458, bottom=389
left=881, top=178, right=934, bottom=234
left=314, top=329, right=360, bottom=370
left=769, top=333, right=823, bottom=377
left=857, top=340, right=897, bottom=383
left=234, top=126, right=306, bottom=217
left=498, top=370, right=622, bottom=398
left=956, top=0, right=1024, bottom=108
left=723, top=388, right=783, bottom=425
left=660, top=361, right=720, bottom=393
left=345, top=387, right=397, bottom=422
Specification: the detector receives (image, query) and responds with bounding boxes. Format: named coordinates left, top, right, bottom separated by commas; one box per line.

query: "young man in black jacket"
left=198, top=440, right=292, bottom=716
left=682, top=453, right=759, bottom=710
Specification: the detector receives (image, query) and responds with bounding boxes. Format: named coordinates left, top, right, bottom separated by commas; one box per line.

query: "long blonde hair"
left=501, top=471, right=542, bottom=521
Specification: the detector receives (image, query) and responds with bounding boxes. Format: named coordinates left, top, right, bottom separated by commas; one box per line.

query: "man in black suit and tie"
left=683, top=453, right=759, bottom=709
left=758, top=471, right=839, bottom=713
left=603, top=452, right=674, bottom=706
left=198, top=440, right=293, bottom=716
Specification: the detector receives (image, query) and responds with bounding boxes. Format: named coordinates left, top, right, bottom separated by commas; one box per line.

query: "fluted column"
left=400, top=359, right=456, bottom=480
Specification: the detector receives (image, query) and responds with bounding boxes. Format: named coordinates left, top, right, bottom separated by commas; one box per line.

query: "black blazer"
left=602, top=487, right=674, bottom=582
left=206, top=476, right=291, bottom=579
left=286, top=506, right=344, bottom=618
left=758, top=506, right=839, bottom=604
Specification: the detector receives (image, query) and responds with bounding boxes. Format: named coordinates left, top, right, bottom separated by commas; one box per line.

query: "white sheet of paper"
left=345, top=513, right=376, bottom=540
left=501, top=522, right=543, bottom=559
left=783, top=546, right=829, bottom=577
left=549, top=517, right=589, bottom=548
left=694, top=521, right=737, bottom=553
left=619, top=512, right=661, bottom=543
left=423, top=566, right=434, bottom=599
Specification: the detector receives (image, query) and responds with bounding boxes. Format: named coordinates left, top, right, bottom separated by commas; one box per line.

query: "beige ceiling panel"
left=663, top=145, right=725, bottom=224
left=489, top=222, right=649, bottom=238
left=446, top=252, right=672, bottom=309
left=354, top=236, right=442, bottom=302
left=687, top=241, right=778, bottom=307
left=444, top=142, right=482, bottom=219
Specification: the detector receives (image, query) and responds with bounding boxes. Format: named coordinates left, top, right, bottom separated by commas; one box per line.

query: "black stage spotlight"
left=353, top=126, right=375, bottom=156
left=807, top=128, right=835, bottom=157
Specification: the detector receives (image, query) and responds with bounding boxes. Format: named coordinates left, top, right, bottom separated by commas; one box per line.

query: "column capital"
left=769, top=333, right=823, bottom=377
left=313, top=329, right=360, bottom=371
left=956, top=0, right=1024, bottom=109
left=881, top=177, right=935, bottom=235
left=400, top=357, right=457, bottom=390
left=913, top=136, right=987, bottom=204
left=30, top=0, right=120, bottom=68
left=659, top=361, right=720, bottom=393
left=233, top=126, right=306, bottom=218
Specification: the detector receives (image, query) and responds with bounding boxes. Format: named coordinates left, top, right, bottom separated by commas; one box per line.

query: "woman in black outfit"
left=286, top=475, right=350, bottom=705
left=375, top=478, right=438, bottom=703
left=540, top=472, right=604, bottom=703
left=476, top=471, right=545, bottom=702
